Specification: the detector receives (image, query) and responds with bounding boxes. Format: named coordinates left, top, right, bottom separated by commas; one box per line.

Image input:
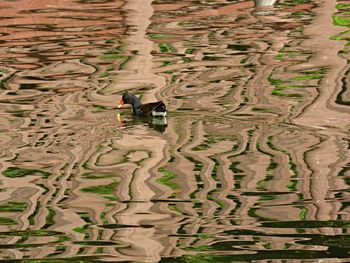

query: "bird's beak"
left=117, top=99, right=124, bottom=109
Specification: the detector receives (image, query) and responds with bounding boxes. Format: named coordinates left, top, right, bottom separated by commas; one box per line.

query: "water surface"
left=0, top=0, right=350, bottom=262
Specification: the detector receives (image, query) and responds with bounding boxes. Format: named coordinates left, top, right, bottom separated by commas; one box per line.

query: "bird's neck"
left=130, top=95, right=142, bottom=109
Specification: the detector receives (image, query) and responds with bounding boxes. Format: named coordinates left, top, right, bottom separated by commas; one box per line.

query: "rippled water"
left=0, top=0, right=350, bottom=262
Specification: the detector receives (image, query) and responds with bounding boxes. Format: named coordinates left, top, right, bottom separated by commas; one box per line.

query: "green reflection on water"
left=81, top=182, right=118, bottom=196
left=0, top=217, right=16, bottom=225
left=156, top=167, right=180, bottom=190
left=2, top=167, right=51, bottom=178
left=159, top=43, right=173, bottom=53
left=333, top=16, right=350, bottom=27
left=149, top=33, right=174, bottom=39
left=0, top=202, right=27, bottom=212
left=336, top=4, right=350, bottom=10
left=262, top=220, right=350, bottom=228
left=81, top=172, right=117, bottom=180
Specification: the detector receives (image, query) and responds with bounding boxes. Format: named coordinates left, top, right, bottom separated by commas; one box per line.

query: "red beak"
left=118, top=99, right=124, bottom=108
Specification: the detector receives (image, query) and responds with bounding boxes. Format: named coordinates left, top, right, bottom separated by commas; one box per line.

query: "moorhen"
left=117, top=92, right=167, bottom=117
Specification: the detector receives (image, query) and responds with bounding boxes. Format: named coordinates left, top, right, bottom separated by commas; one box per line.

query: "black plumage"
left=118, top=93, right=167, bottom=117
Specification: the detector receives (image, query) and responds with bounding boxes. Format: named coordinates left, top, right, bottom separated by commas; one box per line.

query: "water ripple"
left=0, top=0, right=350, bottom=262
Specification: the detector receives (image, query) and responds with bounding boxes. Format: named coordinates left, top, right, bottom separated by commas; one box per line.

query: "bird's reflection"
left=117, top=113, right=167, bottom=133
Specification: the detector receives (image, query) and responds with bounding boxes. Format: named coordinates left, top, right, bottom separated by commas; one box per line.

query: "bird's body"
left=118, top=93, right=167, bottom=117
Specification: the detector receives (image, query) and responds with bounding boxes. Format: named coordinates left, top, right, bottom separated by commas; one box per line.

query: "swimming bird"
left=117, top=93, right=167, bottom=117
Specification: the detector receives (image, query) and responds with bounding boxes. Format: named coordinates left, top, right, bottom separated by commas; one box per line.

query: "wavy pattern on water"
left=0, top=0, right=350, bottom=262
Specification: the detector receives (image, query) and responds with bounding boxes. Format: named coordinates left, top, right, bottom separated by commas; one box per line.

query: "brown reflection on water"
left=0, top=0, right=350, bottom=261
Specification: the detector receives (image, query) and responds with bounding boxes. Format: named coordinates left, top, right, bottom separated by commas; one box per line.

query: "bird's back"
left=138, top=101, right=167, bottom=117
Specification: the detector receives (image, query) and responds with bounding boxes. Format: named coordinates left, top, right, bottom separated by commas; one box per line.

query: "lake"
left=0, top=0, right=350, bottom=262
